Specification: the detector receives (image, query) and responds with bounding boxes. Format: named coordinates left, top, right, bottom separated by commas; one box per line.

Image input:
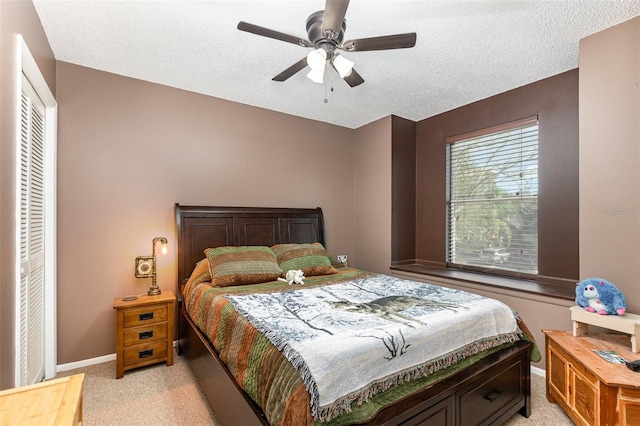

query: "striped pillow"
left=270, top=242, right=337, bottom=277
left=204, top=246, right=283, bottom=287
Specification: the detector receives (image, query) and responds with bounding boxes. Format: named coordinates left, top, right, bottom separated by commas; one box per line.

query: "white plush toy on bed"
left=278, top=269, right=305, bottom=285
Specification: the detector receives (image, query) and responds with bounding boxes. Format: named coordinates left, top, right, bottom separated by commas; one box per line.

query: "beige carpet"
left=503, top=373, right=574, bottom=425
left=57, top=356, right=574, bottom=425
left=57, top=356, right=217, bottom=425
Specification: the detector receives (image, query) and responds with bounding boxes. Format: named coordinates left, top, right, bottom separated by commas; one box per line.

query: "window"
left=446, top=117, right=538, bottom=277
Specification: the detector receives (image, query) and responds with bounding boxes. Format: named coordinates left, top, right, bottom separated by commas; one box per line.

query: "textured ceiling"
left=33, top=0, right=640, bottom=129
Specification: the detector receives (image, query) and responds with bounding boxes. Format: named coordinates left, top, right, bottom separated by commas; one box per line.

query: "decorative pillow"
left=204, top=246, right=283, bottom=287
left=270, top=242, right=337, bottom=277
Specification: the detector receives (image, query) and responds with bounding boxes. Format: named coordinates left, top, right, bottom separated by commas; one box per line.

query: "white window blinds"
left=446, top=117, right=538, bottom=276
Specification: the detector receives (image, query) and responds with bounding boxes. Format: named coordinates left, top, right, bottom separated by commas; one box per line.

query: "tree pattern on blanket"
left=356, top=328, right=410, bottom=360
left=330, top=296, right=468, bottom=359
left=330, top=295, right=466, bottom=328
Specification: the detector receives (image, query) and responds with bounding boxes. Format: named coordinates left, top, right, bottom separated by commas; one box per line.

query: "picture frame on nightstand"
left=134, top=256, right=154, bottom=278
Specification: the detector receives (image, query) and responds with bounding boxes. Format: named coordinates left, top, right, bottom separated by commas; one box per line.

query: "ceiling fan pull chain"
left=324, top=85, right=335, bottom=104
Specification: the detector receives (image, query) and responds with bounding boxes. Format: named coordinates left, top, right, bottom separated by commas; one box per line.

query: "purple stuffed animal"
left=575, top=278, right=626, bottom=315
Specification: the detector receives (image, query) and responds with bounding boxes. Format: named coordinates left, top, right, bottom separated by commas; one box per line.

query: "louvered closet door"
left=18, top=74, right=46, bottom=386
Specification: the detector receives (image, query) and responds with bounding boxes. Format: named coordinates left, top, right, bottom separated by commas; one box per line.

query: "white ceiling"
left=33, top=0, right=640, bottom=129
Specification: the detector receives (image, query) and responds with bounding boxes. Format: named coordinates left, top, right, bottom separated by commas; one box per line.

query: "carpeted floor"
left=57, top=355, right=217, bottom=425
left=57, top=355, right=574, bottom=425
left=503, top=373, right=574, bottom=425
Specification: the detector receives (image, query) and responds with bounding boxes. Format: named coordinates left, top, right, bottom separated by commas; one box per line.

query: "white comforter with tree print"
left=225, top=274, right=521, bottom=422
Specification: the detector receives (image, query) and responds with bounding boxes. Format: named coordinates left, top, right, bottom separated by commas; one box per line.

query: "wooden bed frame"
left=174, top=204, right=532, bottom=425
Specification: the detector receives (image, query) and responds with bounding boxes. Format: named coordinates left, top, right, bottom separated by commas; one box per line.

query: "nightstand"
left=113, top=291, right=175, bottom=379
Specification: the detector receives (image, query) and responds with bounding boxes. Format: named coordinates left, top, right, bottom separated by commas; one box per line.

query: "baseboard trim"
left=531, top=365, right=545, bottom=377
left=57, top=353, right=116, bottom=372
left=56, top=340, right=180, bottom=373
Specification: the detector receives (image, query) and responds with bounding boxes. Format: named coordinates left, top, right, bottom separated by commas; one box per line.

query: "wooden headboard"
left=174, top=204, right=326, bottom=292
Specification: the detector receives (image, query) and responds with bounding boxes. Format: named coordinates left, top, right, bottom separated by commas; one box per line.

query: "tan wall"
left=579, top=17, right=640, bottom=312
left=0, top=0, right=56, bottom=389
left=353, top=117, right=392, bottom=273
left=55, top=62, right=357, bottom=364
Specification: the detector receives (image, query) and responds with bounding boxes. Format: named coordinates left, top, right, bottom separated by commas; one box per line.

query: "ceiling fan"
left=237, top=0, right=417, bottom=87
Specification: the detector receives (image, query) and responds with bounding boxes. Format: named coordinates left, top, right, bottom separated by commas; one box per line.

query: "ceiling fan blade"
left=343, top=68, right=364, bottom=87
left=238, top=22, right=312, bottom=47
left=272, top=58, right=308, bottom=82
left=322, top=0, right=349, bottom=40
left=341, top=33, right=417, bottom=52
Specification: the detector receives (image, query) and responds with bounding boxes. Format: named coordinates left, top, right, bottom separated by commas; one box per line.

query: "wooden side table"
left=0, top=373, right=84, bottom=425
left=113, top=291, right=176, bottom=379
left=544, top=330, right=640, bottom=425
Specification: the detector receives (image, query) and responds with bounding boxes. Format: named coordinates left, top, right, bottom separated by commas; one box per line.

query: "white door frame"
left=15, top=35, right=57, bottom=383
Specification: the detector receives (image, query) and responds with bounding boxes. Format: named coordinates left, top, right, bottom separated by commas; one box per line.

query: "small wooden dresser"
left=0, top=373, right=84, bottom=425
left=113, top=291, right=176, bottom=379
left=544, top=329, right=640, bottom=425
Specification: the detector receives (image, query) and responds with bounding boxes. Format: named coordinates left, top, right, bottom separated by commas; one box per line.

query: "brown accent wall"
left=391, top=116, right=416, bottom=263
left=412, top=70, right=579, bottom=285
left=0, top=0, right=56, bottom=389
left=55, top=62, right=358, bottom=364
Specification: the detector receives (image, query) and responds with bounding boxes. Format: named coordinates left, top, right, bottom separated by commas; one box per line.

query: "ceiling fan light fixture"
left=332, top=54, right=354, bottom=78
left=306, top=48, right=327, bottom=70
left=307, top=67, right=325, bottom=84
left=306, top=48, right=327, bottom=83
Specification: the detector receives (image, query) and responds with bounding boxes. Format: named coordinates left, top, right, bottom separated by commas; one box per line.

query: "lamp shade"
left=307, top=67, right=325, bottom=84
left=332, top=54, right=354, bottom=78
left=306, top=48, right=327, bottom=83
left=306, top=48, right=327, bottom=70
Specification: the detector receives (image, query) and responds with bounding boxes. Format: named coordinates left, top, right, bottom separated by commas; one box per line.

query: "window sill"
left=389, top=262, right=575, bottom=301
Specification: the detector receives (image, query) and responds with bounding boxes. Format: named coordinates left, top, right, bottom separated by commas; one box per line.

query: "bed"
left=174, top=204, right=535, bottom=425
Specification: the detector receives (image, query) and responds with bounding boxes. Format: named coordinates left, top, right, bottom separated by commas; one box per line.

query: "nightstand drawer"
left=123, top=304, right=167, bottom=328
left=123, top=341, right=167, bottom=367
left=123, top=322, right=167, bottom=347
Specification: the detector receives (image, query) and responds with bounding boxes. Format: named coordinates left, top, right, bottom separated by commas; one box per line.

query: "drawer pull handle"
left=484, top=390, right=502, bottom=403
left=139, top=349, right=153, bottom=359
left=139, top=312, right=154, bottom=321
left=139, top=331, right=154, bottom=339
